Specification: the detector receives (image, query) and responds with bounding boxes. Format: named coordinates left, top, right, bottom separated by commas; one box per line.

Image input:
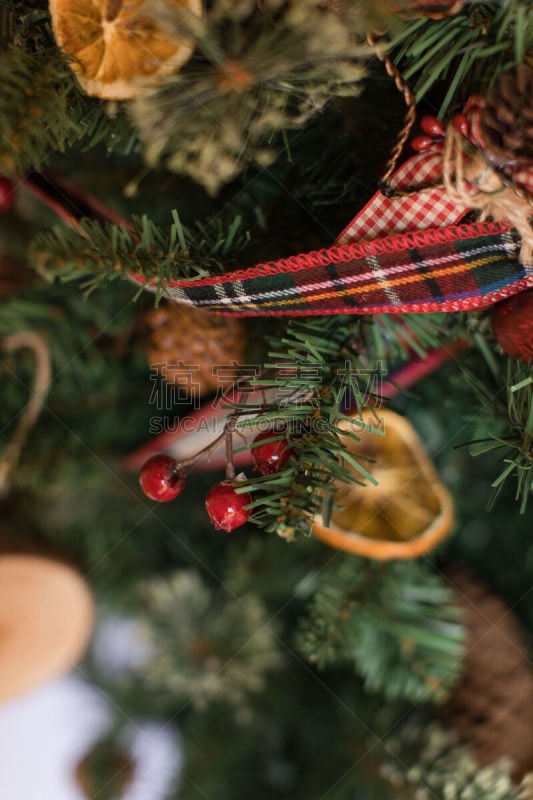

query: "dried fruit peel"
left=49, top=0, right=202, bottom=100
left=312, top=409, right=454, bottom=560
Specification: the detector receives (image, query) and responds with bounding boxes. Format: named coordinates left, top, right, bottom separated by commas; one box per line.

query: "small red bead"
left=0, top=177, right=15, bottom=212
left=139, top=455, right=185, bottom=502
left=452, top=113, right=470, bottom=138
left=252, top=430, right=294, bottom=475
left=420, top=115, right=444, bottom=139
left=205, top=481, right=251, bottom=532
left=411, top=135, right=434, bottom=153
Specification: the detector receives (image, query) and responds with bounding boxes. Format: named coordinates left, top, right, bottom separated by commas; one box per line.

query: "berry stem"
left=225, top=417, right=237, bottom=481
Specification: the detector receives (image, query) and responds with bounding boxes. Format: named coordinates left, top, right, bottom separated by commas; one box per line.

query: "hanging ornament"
left=48, top=0, right=202, bottom=100
left=443, top=65, right=533, bottom=265
left=471, top=63, right=533, bottom=195
left=490, top=288, right=533, bottom=363
left=0, top=554, right=94, bottom=701
left=312, top=408, right=454, bottom=559
left=142, top=302, right=247, bottom=399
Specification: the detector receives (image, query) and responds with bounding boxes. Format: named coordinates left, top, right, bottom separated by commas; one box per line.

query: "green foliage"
left=0, top=4, right=136, bottom=174
left=468, top=361, right=533, bottom=514
left=130, top=0, right=368, bottom=194
left=299, top=557, right=465, bottom=703
left=30, top=213, right=251, bottom=296
left=233, top=314, right=389, bottom=540
left=120, top=570, right=284, bottom=714
left=391, top=0, right=532, bottom=115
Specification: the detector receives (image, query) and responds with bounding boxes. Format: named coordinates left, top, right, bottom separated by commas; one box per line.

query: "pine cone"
left=477, top=64, right=533, bottom=183
left=443, top=567, right=533, bottom=779
left=142, top=302, right=247, bottom=398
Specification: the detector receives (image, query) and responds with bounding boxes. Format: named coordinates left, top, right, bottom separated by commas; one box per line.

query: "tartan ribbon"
left=130, top=152, right=532, bottom=316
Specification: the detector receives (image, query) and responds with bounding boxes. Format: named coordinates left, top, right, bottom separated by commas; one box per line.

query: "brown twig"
left=0, top=332, right=52, bottom=497
left=367, top=32, right=417, bottom=197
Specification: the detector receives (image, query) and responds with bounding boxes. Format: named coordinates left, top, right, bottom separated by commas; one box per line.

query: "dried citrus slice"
left=49, top=0, right=202, bottom=100
left=312, top=409, right=454, bottom=560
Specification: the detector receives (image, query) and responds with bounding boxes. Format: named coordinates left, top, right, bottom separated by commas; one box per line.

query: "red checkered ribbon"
left=131, top=151, right=532, bottom=315
left=336, top=153, right=465, bottom=244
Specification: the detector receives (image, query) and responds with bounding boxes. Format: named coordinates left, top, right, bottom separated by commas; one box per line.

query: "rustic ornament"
left=143, top=302, right=247, bottom=398
left=0, top=554, right=94, bottom=701
left=444, top=568, right=533, bottom=779
left=490, top=288, right=533, bottom=363
left=312, top=409, right=454, bottom=559
left=49, top=0, right=202, bottom=100
left=476, top=64, right=533, bottom=191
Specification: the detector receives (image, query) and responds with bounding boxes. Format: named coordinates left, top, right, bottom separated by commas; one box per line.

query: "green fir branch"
left=29, top=213, right=251, bottom=297
left=390, top=0, right=532, bottom=115
left=298, top=558, right=465, bottom=704
left=0, top=3, right=138, bottom=174
left=233, top=315, right=388, bottom=540
left=466, top=360, right=533, bottom=514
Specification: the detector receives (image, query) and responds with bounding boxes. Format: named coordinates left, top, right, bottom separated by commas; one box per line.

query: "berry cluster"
left=138, top=428, right=294, bottom=532
left=410, top=112, right=471, bottom=155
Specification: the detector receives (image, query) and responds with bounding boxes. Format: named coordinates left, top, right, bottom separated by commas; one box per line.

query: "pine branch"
left=390, top=0, right=532, bottom=116
left=29, top=213, right=251, bottom=297
left=232, top=314, right=389, bottom=540
left=130, top=0, right=368, bottom=195
left=0, top=3, right=138, bottom=174
left=468, top=360, right=533, bottom=514
left=298, top=558, right=465, bottom=704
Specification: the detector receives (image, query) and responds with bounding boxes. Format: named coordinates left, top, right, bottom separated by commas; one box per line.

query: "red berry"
left=420, top=115, right=444, bottom=139
left=491, top=289, right=533, bottom=363
left=0, top=177, right=15, bottom=212
left=139, top=455, right=185, bottom=502
left=452, top=113, right=470, bottom=138
left=252, top=430, right=294, bottom=475
left=411, top=135, right=434, bottom=153
left=205, top=481, right=251, bottom=532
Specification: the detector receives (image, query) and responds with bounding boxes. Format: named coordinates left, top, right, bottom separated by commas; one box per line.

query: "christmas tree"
left=1, top=0, right=532, bottom=797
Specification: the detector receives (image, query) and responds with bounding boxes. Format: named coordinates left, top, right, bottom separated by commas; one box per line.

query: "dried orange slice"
left=312, top=409, right=454, bottom=560
left=49, top=0, right=203, bottom=100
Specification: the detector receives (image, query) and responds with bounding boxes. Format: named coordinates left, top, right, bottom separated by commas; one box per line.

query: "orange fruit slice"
left=49, top=0, right=203, bottom=100
left=312, top=409, right=454, bottom=560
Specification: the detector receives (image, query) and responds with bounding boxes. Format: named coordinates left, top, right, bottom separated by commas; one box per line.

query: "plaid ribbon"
left=131, top=153, right=532, bottom=316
